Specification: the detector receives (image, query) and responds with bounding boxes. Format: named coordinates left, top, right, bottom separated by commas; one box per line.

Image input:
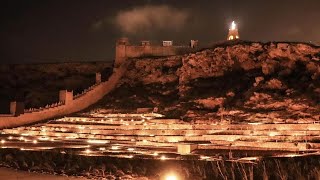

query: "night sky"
left=1, top=0, right=319, bottom=64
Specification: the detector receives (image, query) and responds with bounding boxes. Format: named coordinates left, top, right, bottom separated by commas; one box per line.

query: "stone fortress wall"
left=0, top=60, right=130, bottom=129
left=0, top=37, right=199, bottom=129
left=115, top=38, right=198, bottom=67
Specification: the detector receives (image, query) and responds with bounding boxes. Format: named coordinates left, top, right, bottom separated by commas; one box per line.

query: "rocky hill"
left=0, top=62, right=112, bottom=113
left=93, top=40, right=320, bottom=122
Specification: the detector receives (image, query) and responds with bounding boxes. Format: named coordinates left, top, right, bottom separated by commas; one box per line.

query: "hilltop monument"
left=227, top=21, right=239, bottom=40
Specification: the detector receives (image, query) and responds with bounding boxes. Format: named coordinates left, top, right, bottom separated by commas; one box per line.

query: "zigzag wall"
left=0, top=61, right=130, bottom=129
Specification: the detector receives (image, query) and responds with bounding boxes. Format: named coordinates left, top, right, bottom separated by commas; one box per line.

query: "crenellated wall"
left=0, top=60, right=130, bottom=129
left=125, top=45, right=177, bottom=58
left=114, top=38, right=198, bottom=67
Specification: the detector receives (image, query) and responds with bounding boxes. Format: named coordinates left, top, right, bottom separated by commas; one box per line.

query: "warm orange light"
left=165, top=174, right=178, bottom=180
left=111, top=146, right=119, bottom=150
left=87, top=139, right=108, bottom=144
left=160, top=155, right=167, bottom=160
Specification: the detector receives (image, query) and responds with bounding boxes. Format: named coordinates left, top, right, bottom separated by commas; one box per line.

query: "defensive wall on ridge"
left=0, top=60, right=130, bottom=129
left=115, top=38, right=198, bottom=67
left=0, top=37, right=199, bottom=128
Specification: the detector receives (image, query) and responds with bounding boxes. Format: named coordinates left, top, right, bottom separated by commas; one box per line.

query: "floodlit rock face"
left=194, top=97, right=225, bottom=110
left=121, top=56, right=181, bottom=85
left=1, top=41, right=318, bottom=122
left=178, top=42, right=320, bottom=88
left=92, top=41, right=320, bottom=121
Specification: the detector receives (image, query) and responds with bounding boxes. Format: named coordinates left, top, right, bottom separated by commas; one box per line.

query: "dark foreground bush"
left=0, top=149, right=320, bottom=179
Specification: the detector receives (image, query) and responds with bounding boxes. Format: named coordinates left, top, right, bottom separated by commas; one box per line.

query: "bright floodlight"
left=231, top=21, right=236, bottom=30
left=165, top=174, right=178, bottom=180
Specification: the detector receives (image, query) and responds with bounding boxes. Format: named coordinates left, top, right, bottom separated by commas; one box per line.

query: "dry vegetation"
left=0, top=149, right=320, bottom=179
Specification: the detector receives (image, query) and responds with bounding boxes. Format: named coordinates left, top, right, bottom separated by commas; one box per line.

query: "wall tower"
left=115, top=37, right=129, bottom=68
left=59, top=90, right=73, bottom=105
left=10, top=101, right=25, bottom=116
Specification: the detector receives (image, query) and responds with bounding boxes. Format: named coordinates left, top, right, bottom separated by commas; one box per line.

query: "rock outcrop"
left=90, top=41, right=320, bottom=122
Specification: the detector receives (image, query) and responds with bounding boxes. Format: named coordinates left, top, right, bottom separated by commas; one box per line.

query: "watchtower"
left=59, top=90, right=73, bottom=105
left=115, top=37, right=129, bottom=68
left=227, top=21, right=239, bottom=40
left=10, top=101, right=25, bottom=116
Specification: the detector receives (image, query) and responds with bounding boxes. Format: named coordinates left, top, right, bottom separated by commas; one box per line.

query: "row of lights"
left=0, top=138, right=38, bottom=144
left=1, top=135, right=56, bottom=142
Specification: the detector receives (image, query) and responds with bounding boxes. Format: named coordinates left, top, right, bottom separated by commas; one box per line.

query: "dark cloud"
left=2, top=0, right=320, bottom=63
left=114, top=5, right=189, bottom=35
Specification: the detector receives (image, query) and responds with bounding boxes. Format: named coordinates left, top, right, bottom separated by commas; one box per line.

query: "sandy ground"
left=0, top=167, right=87, bottom=180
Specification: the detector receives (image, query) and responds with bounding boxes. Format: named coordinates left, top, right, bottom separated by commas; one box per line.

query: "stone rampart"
left=0, top=60, right=130, bottom=129
left=114, top=38, right=198, bottom=67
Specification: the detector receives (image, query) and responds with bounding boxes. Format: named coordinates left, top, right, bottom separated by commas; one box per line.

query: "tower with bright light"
left=227, top=21, right=239, bottom=40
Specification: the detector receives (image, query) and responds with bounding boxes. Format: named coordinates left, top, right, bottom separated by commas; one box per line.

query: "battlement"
left=0, top=61, right=130, bottom=129
left=114, top=38, right=199, bottom=67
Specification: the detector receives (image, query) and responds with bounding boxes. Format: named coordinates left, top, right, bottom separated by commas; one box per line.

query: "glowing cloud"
left=114, top=5, right=189, bottom=34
